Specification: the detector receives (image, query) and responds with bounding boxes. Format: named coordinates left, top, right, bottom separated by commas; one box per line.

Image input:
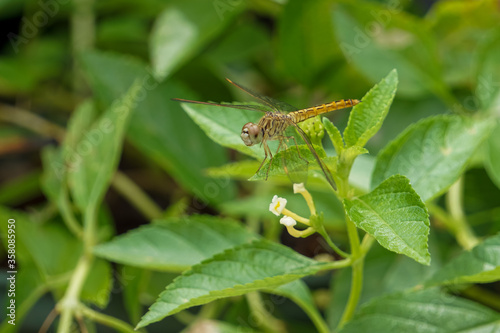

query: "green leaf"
left=338, top=289, right=500, bottom=333
left=332, top=3, right=446, bottom=99
left=150, top=0, right=244, bottom=80
left=0, top=206, right=82, bottom=277
left=426, top=233, right=500, bottom=286
left=485, top=121, right=500, bottom=190
left=79, top=51, right=146, bottom=107
left=63, top=100, right=98, bottom=154
left=41, top=101, right=97, bottom=236
left=0, top=170, right=40, bottom=206
left=277, top=0, right=339, bottom=84
left=476, top=28, right=500, bottom=114
left=80, top=51, right=234, bottom=205
left=94, top=215, right=259, bottom=272
left=327, top=242, right=441, bottom=329
left=0, top=263, right=44, bottom=333
left=68, top=80, right=142, bottom=212
left=272, top=280, right=330, bottom=333
left=249, top=144, right=326, bottom=182
left=344, top=175, right=430, bottom=265
left=207, top=161, right=260, bottom=181
left=136, top=239, right=331, bottom=328
left=429, top=1, right=500, bottom=88
left=181, top=102, right=265, bottom=159
left=81, top=258, right=112, bottom=308
left=372, top=115, right=494, bottom=201
left=344, top=69, right=398, bottom=148
left=323, top=117, right=344, bottom=153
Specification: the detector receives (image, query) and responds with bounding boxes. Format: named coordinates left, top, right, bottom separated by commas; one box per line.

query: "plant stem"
left=79, top=304, right=137, bottom=333
left=57, top=255, right=93, bottom=333
left=112, top=171, right=163, bottom=220
left=337, top=214, right=363, bottom=330
left=58, top=200, right=97, bottom=332
left=0, top=103, right=66, bottom=141
left=246, top=292, right=286, bottom=333
left=336, top=166, right=364, bottom=330
left=446, top=177, right=479, bottom=249
left=317, top=228, right=349, bottom=258
left=462, top=285, right=500, bottom=312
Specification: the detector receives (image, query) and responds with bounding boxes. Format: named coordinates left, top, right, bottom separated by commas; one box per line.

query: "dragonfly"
left=173, top=79, right=359, bottom=188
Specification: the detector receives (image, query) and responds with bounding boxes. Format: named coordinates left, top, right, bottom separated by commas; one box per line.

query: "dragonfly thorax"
left=241, top=122, right=262, bottom=146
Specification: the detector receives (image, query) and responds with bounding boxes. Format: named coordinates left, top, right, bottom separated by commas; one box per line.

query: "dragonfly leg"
left=257, top=143, right=272, bottom=179
left=285, top=135, right=309, bottom=165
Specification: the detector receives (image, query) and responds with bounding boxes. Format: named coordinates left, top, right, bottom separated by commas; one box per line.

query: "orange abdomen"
left=291, top=99, right=360, bottom=123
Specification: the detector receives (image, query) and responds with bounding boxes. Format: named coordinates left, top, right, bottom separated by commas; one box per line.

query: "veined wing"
left=226, top=79, right=298, bottom=113
left=289, top=121, right=337, bottom=190
left=172, top=98, right=271, bottom=113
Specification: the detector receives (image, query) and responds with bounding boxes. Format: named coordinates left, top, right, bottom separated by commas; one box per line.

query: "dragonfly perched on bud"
left=173, top=79, right=359, bottom=188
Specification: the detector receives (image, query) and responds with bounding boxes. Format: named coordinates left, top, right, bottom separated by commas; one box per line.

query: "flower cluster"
left=268, top=183, right=317, bottom=238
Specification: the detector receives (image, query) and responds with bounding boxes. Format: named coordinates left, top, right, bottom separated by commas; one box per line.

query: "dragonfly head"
left=241, top=123, right=262, bottom=146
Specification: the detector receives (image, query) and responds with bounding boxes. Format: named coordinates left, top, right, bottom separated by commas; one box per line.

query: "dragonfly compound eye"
left=241, top=123, right=261, bottom=146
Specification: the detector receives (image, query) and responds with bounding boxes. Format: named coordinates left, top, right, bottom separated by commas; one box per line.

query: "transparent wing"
left=226, top=79, right=299, bottom=113
left=172, top=98, right=271, bottom=112
left=289, top=122, right=337, bottom=190
left=281, top=137, right=309, bottom=185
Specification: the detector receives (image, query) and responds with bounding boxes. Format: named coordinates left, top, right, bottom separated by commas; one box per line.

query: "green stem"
left=57, top=255, right=93, bottom=333
left=79, top=304, right=136, bottom=333
left=58, top=201, right=97, bottom=332
left=323, top=258, right=352, bottom=270
left=337, top=215, right=363, bottom=330
left=0, top=104, right=66, bottom=141
left=336, top=167, right=363, bottom=330
left=446, top=177, right=479, bottom=249
left=246, top=292, right=286, bottom=333
left=317, top=227, right=350, bottom=258
left=461, top=285, right=500, bottom=312
left=83, top=202, right=98, bottom=251
left=112, top=171, right=163, bottom=220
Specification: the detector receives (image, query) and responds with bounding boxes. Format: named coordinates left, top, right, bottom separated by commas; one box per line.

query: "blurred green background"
left=1, top=0, right=500, bottom=331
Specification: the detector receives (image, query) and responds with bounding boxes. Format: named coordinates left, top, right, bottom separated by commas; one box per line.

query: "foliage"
left=1, top=0, right=500, bottom=332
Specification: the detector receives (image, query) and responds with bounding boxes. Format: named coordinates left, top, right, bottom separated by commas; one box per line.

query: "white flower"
left=269, top=195, right=287, bottom=216
left=280, top=216, right=296, bottom=227
left=293, top=183, right=306, bottom=194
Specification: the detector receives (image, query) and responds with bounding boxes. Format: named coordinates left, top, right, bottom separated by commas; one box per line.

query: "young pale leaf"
left=344, top=175, right=430, bottom=265
left=323, top=117, right=344, bottom=153
left=485, top=121, right=500, bottom=189
left=426, top=233, right=500, bottom=286
left=338, top=289, right=500, bottom=333
left=94, top=215, right=259, bottom=272
left=343, top=69, right=398, bottom=148
left=150, top=0, right=244, bottom=80
left=372, top=115, right=494, bottom=201
left=68, top=81, right=142, bottom=212
left=136, top=239, right=331, bottom=328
